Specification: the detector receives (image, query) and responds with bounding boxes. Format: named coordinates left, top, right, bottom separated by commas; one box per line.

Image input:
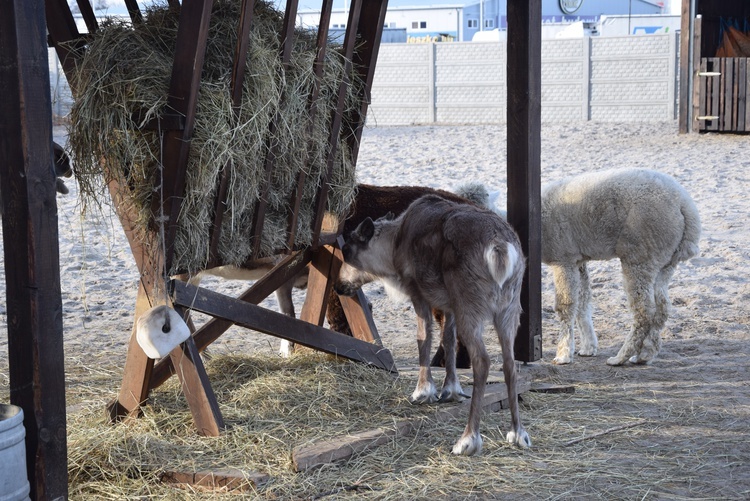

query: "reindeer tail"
left=485, top=242, right=520, bottom=288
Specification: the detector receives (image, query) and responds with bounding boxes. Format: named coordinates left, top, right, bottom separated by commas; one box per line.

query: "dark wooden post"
left=0, top=1, right=68, bottom=498
left=507, top=0, right=542, bottom=363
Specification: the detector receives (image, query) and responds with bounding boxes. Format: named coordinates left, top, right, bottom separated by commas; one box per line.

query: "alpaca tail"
left=674, top=194, right=701, bottom=263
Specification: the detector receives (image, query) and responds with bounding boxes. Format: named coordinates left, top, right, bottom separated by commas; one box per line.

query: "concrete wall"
left=368, top=32, right=679, bottom=125
left=48, top=33, right=679, bottom=125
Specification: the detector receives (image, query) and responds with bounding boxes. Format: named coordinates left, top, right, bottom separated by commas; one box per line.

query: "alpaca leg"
left=438, top=312, right=469, bottom=402
left=632, top=264, right=674, bottom=364
left=552, top=265, right=580, bottom=364
left=576, top=263, right=598, bottom=357
left=410, top=301, right=438, bottom=404
left=495, top=304, right=531, bottom=449
left=451, top=316, right=489, bottom=456
left=607, top=263, right=657, bottom=366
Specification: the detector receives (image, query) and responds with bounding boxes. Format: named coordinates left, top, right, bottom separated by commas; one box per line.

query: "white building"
left=297, top=5, right=464, bottom=43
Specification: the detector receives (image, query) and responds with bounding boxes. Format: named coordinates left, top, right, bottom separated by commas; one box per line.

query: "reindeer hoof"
left=629, top=355, right=653, bottom=365
left=578, top=347, right=597, bottom=357
left=452, top=434, right=482, bottom=456
left=507, top=429, right=532, bottom=449
left=409, top=387, right=438, bottom=405
left=438, top=388, right=469, bottom=403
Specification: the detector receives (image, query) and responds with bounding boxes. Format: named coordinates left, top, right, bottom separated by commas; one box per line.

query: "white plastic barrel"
left=0, top=404, right=30, bottom=501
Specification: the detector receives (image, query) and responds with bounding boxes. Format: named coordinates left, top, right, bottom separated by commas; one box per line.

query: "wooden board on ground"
left=292, top=370, right=531, bottom=471
left=161, top=468, right=268, bottom=492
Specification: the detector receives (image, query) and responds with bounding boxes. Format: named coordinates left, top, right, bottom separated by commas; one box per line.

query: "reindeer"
left=336, top=194, right=531, bottom=455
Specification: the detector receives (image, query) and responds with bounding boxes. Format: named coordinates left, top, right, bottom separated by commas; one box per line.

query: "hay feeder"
left=46, top=0, right=395, bottom=436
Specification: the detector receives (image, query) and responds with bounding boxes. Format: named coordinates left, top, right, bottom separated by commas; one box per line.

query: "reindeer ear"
left=360, top=217, right=375, bottom=240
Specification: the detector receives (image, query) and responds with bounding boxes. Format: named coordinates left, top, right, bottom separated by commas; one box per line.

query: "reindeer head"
left=335, top=212, right=396, bottom=297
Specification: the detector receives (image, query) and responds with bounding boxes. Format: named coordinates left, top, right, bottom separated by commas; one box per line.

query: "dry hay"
left=67, top=0, right=361, bottom=274
left=59, top=350, right=750, bottom=500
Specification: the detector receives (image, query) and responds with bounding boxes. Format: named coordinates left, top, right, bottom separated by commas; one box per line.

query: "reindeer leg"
left=409, top=300, right=438, bottom=404
left=438, top=312, right=469, bottom=403
left=496, top=305, right=531, bottom=449
left=451, top=316, right=487, bottom=456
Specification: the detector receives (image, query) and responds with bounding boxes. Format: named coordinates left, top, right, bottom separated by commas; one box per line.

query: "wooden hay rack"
left=46, top=0, right=395, bottom=436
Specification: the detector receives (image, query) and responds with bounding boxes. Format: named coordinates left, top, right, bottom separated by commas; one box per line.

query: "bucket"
left=0, top=404, right=30, bottom=501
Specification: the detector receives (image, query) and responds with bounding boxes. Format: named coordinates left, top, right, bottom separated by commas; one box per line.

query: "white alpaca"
left=541, top=168, right=701, bottom=365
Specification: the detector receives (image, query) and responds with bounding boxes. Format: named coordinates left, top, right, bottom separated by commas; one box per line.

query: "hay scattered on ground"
left=60, top=350, right=750, bottom=500
left=68, top=0, right=361, bottom=274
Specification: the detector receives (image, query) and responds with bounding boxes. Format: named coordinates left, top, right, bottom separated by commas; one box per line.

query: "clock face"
left=559, top=0, right=584, bottom=15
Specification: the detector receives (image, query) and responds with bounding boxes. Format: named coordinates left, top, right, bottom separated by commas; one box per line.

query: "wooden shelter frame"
left=1, top=0, right=541, bottom=495
left=679, top=0, right=750, bottom=133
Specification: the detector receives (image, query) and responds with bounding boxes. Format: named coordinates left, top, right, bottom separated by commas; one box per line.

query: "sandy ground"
left=1, top=120, right=749, bottom=497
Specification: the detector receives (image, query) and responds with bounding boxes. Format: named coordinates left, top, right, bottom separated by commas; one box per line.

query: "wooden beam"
left=250, top=0, right=299, bottom=257
left=208, top=0, right=255, bottom=265
left=168, top=336, right=224, bottom=436
left=286, top=0, right=335, bottom=250
left=149, top=248, right=314, bottom=389
left=124, top=0, right=144, bottom=24
left=156, top=0, right=214, bottom=274
left=310, top=0, right=364, bottom=245
left=75, top=0, right=99, bottom=33
left=0, top=1, right=68, bottom=497
left=161, top=468, right=268, bottom=492
left=678, top=0, right=691, bottom=133
left=171, top=281, right=397, bottom=372
left=45, top=0, right=81, bottom=86
left=506, top=0, right=542, bottom=363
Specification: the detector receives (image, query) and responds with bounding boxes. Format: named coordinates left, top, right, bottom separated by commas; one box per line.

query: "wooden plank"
left=506, top=0, right=542, bottom=362
left=292, top=373, right=532, bottom=471
left=208, top=0, right=256, bottom=265
left=76, top=0, right=99, bottom=33
left=168, top=336, right=224, bottom=436
left=698, top=58, right=708, bottom=131
left=709, top=58, right=720, bottom=131
left=286, top=0, right=335, bottom=250
left=107, top=283, right=157, bottom=421
left=529, top=383, right=576, bottom=394
left=722, top=58, right=733, bottom=131
left=300, top=245, right=336, bottom=326
left=171, top=281, right=397, bottom=372
left=156, top=0, right=214, bottom=274
left=0, top=2, right=68, bottom=497
left=678, top=0, right=691, bottom=133
left=342, top=0, right=389, bottom=166
left=149, top=248, right=314, bottom=390
left=332, top=236, right=380, bottom=344
left=746, top=59, right=750, bottom=132
left=738, top=58, right=746, bottom=131
left=310, top=0, right=364, bottom=245
left=124, top=0, right=144, bottom=24
left=161, top=468, right=268, bottom=492
left=250, top=0, right=299, bottom=257
left=45, top=0, right=82, bottom=86
left=691, top=15, right=703, bottom=133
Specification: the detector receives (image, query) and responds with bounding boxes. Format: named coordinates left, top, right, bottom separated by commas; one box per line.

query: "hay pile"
left=68, top=0, right=361, bottom=274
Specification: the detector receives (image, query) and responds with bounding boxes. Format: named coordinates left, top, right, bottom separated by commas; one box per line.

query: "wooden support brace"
left=150, top=248, right=314, bottom=390
left=169, top=336, right=224, bottom=436
left=171, top=281, right=397, bottom=372
left=161, top=468, right=268, bottom=492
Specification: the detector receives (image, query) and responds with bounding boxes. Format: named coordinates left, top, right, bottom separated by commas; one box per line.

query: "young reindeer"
left=336, top=194, right=531, bottom=455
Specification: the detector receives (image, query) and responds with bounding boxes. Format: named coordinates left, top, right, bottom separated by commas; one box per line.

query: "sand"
left=1, top=120, right=749, bottom=497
